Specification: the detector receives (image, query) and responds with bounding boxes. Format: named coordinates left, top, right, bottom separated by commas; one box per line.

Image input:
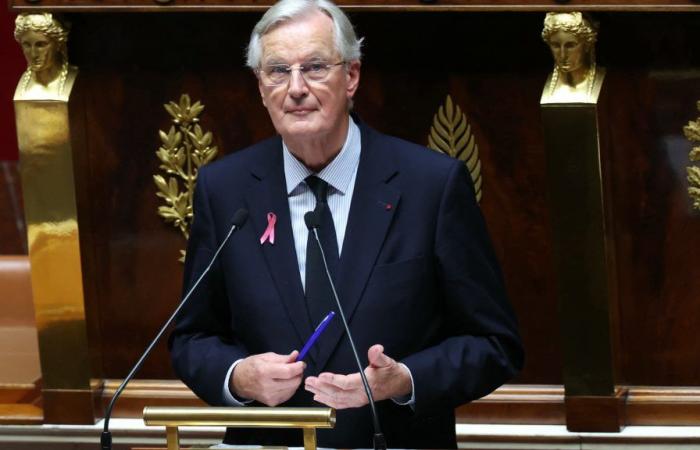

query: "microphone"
left=303, top=211, right=387, bottom=450
left=100, top=208, right=249, bottom=450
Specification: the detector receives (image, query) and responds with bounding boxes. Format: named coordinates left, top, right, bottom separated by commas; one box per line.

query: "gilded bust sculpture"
left=14, top=13, right=77, bottom=101
left=541, top=12, right=604, bottom=104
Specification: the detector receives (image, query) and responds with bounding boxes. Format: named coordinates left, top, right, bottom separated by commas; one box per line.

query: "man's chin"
left=280, top=120, right=322, bottom=137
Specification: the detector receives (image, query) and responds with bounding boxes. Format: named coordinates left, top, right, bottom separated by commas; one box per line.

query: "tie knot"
left=306, top=176, right=330, bottom=204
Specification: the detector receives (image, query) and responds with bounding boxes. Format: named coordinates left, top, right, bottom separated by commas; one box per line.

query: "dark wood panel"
left=70, top=12, right=270, bottom=380
left=626, top=387, right=700, bottom=425
left=60, top=11, right=700, bottom=393
left=67, top=12, right=563, bottom=383
left=595, top=14, right=700, bottom=386
left=457, top=385, right=565, bottom=424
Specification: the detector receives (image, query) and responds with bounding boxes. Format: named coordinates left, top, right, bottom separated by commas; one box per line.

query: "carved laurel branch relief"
left=154, top=94, right=218, bottom=261
left=428, top=95, right=483, bottom=202
left=683, top=100, right=700, bottom=211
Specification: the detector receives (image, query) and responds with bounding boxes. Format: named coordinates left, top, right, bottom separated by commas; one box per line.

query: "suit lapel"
left=244, top=140, right=315, bottom=358
left=314, top=125, right=401, bottom=372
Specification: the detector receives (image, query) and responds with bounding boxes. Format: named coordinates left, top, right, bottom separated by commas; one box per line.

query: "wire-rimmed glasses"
left=257, top=61, right=346, bottom=87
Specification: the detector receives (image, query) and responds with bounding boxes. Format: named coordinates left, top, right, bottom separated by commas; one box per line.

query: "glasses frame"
left=256, top=61, right=346, bottom=87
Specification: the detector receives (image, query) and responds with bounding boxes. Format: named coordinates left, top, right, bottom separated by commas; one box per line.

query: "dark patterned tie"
left=304, top=176, right=340, bottom=329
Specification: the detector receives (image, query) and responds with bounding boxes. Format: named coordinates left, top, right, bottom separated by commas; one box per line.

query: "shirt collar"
left=282, top=117, right=361, bottom=195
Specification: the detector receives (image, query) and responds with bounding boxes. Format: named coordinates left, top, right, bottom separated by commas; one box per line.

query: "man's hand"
left=230, top=350, right=305, bottom=407
left=304, top=344, right=412, bottom=409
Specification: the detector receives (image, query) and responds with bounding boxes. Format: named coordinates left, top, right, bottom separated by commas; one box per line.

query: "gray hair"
left=246, top=0, right=363, bottom=69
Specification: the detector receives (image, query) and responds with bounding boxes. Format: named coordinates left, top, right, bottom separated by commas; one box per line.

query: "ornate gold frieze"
left=683, top=101, right=700, bottom=211
left=154, top=94, right=218, bottom=261
left=428, top=95, right=482, bottom=202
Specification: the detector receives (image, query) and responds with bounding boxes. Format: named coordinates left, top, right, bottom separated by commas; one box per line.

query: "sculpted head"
left=14, top=13, right=69, bottom=80
left=247, top=0, right=362, bottom=146
left=541, top=12, right=597, bottom=76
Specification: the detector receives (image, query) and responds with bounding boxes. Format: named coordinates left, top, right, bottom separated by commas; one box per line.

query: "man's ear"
left=345, top=60, right=361, bottom=100
left=257, top=76, right=267, bottom=107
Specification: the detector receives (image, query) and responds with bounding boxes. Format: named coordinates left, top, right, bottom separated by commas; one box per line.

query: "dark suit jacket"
left=169, top=122, right=523, bottom=449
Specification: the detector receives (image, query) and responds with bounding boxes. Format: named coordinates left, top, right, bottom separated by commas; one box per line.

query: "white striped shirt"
left=283, top=118, right=361, bottom=291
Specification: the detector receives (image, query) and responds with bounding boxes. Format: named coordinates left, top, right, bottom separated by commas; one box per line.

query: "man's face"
left=20, top=30, right=56, bottom=74
left=548, top=30, right=586, bottom=74
left=257, top=10, right=360, bottom=143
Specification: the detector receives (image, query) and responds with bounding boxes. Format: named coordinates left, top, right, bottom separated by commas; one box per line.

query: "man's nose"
left=287, top=69, right=309, bottom=98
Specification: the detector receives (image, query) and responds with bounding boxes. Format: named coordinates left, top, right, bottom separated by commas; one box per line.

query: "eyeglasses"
left=257, top=61, right=345, bottom=86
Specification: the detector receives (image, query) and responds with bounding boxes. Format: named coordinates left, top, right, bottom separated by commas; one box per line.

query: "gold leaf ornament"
left=682, top=100, right=700, bottom=211
left=154, top=94, right=219, bottom=261
left=428, top=95, right=483, bottom=202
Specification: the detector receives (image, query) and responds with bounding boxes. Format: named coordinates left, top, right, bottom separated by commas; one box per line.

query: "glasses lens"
left=301, top=62, right=330, bottom=81
left=263, top=65, right=290, bottom=85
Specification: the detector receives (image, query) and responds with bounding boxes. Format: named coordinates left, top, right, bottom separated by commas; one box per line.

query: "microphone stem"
left=312, top=228, right=386, bottom=450
left=101, top=221, right=242, bottom=449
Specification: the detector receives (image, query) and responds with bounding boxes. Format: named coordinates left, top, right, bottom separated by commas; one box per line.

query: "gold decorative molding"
left=428, top=95, right=482, bottom=202
left=154, top=94, right=218, bottom=261
left=683, top=100, right=700, bottom=211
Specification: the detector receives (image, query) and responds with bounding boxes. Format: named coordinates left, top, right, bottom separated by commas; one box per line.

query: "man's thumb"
left=287, top=350, right=300, bottom=363
left=368, top=344, right=391, bottom=368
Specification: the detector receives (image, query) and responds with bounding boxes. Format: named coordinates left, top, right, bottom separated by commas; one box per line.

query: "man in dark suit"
left=169, top=0, right=523, bottom=448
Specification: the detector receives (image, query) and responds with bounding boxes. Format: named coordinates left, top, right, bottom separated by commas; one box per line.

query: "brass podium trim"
left=143, top=407, right=335, bottom=450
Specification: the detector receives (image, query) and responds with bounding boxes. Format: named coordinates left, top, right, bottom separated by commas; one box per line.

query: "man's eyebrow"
left=262, top=57, right=288, bottom=66
left=262, top=52, right=333, bottom=66
left=304, top=53, right=332, bottom=61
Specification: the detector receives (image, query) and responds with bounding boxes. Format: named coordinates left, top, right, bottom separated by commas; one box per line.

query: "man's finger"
left=286, top=350, right=300, bottom=363
left=265, top=361, right=305, bottom=379
left=312, top=391, right=366, bottom=410
left=318, top=372, right=362, bottom=390
left=306, top=376, right=339, bottom=396
left=260, top=352, right=297, bottom=363
left=270, top=375, right=303, bottom=391
left=306, top=376, right=353, bottom=396
left=367, top=344, right=392, bottom=368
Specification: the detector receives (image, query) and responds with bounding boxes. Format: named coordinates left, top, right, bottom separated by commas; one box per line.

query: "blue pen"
left=296, top=311, right=335, bottom=361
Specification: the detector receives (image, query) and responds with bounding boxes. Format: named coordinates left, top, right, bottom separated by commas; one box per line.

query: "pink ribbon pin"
left=259, top=212, right=277, bottom=245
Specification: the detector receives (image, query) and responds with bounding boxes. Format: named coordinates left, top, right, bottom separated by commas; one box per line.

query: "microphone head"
left=231, top=208, right=249, bottom=228
left=304, top=210, right=320, bottom=230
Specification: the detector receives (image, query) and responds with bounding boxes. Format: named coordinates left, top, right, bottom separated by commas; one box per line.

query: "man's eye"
left=304, top=63, right=326, bottom=73
left=269, top=66, right=290, bottom=75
